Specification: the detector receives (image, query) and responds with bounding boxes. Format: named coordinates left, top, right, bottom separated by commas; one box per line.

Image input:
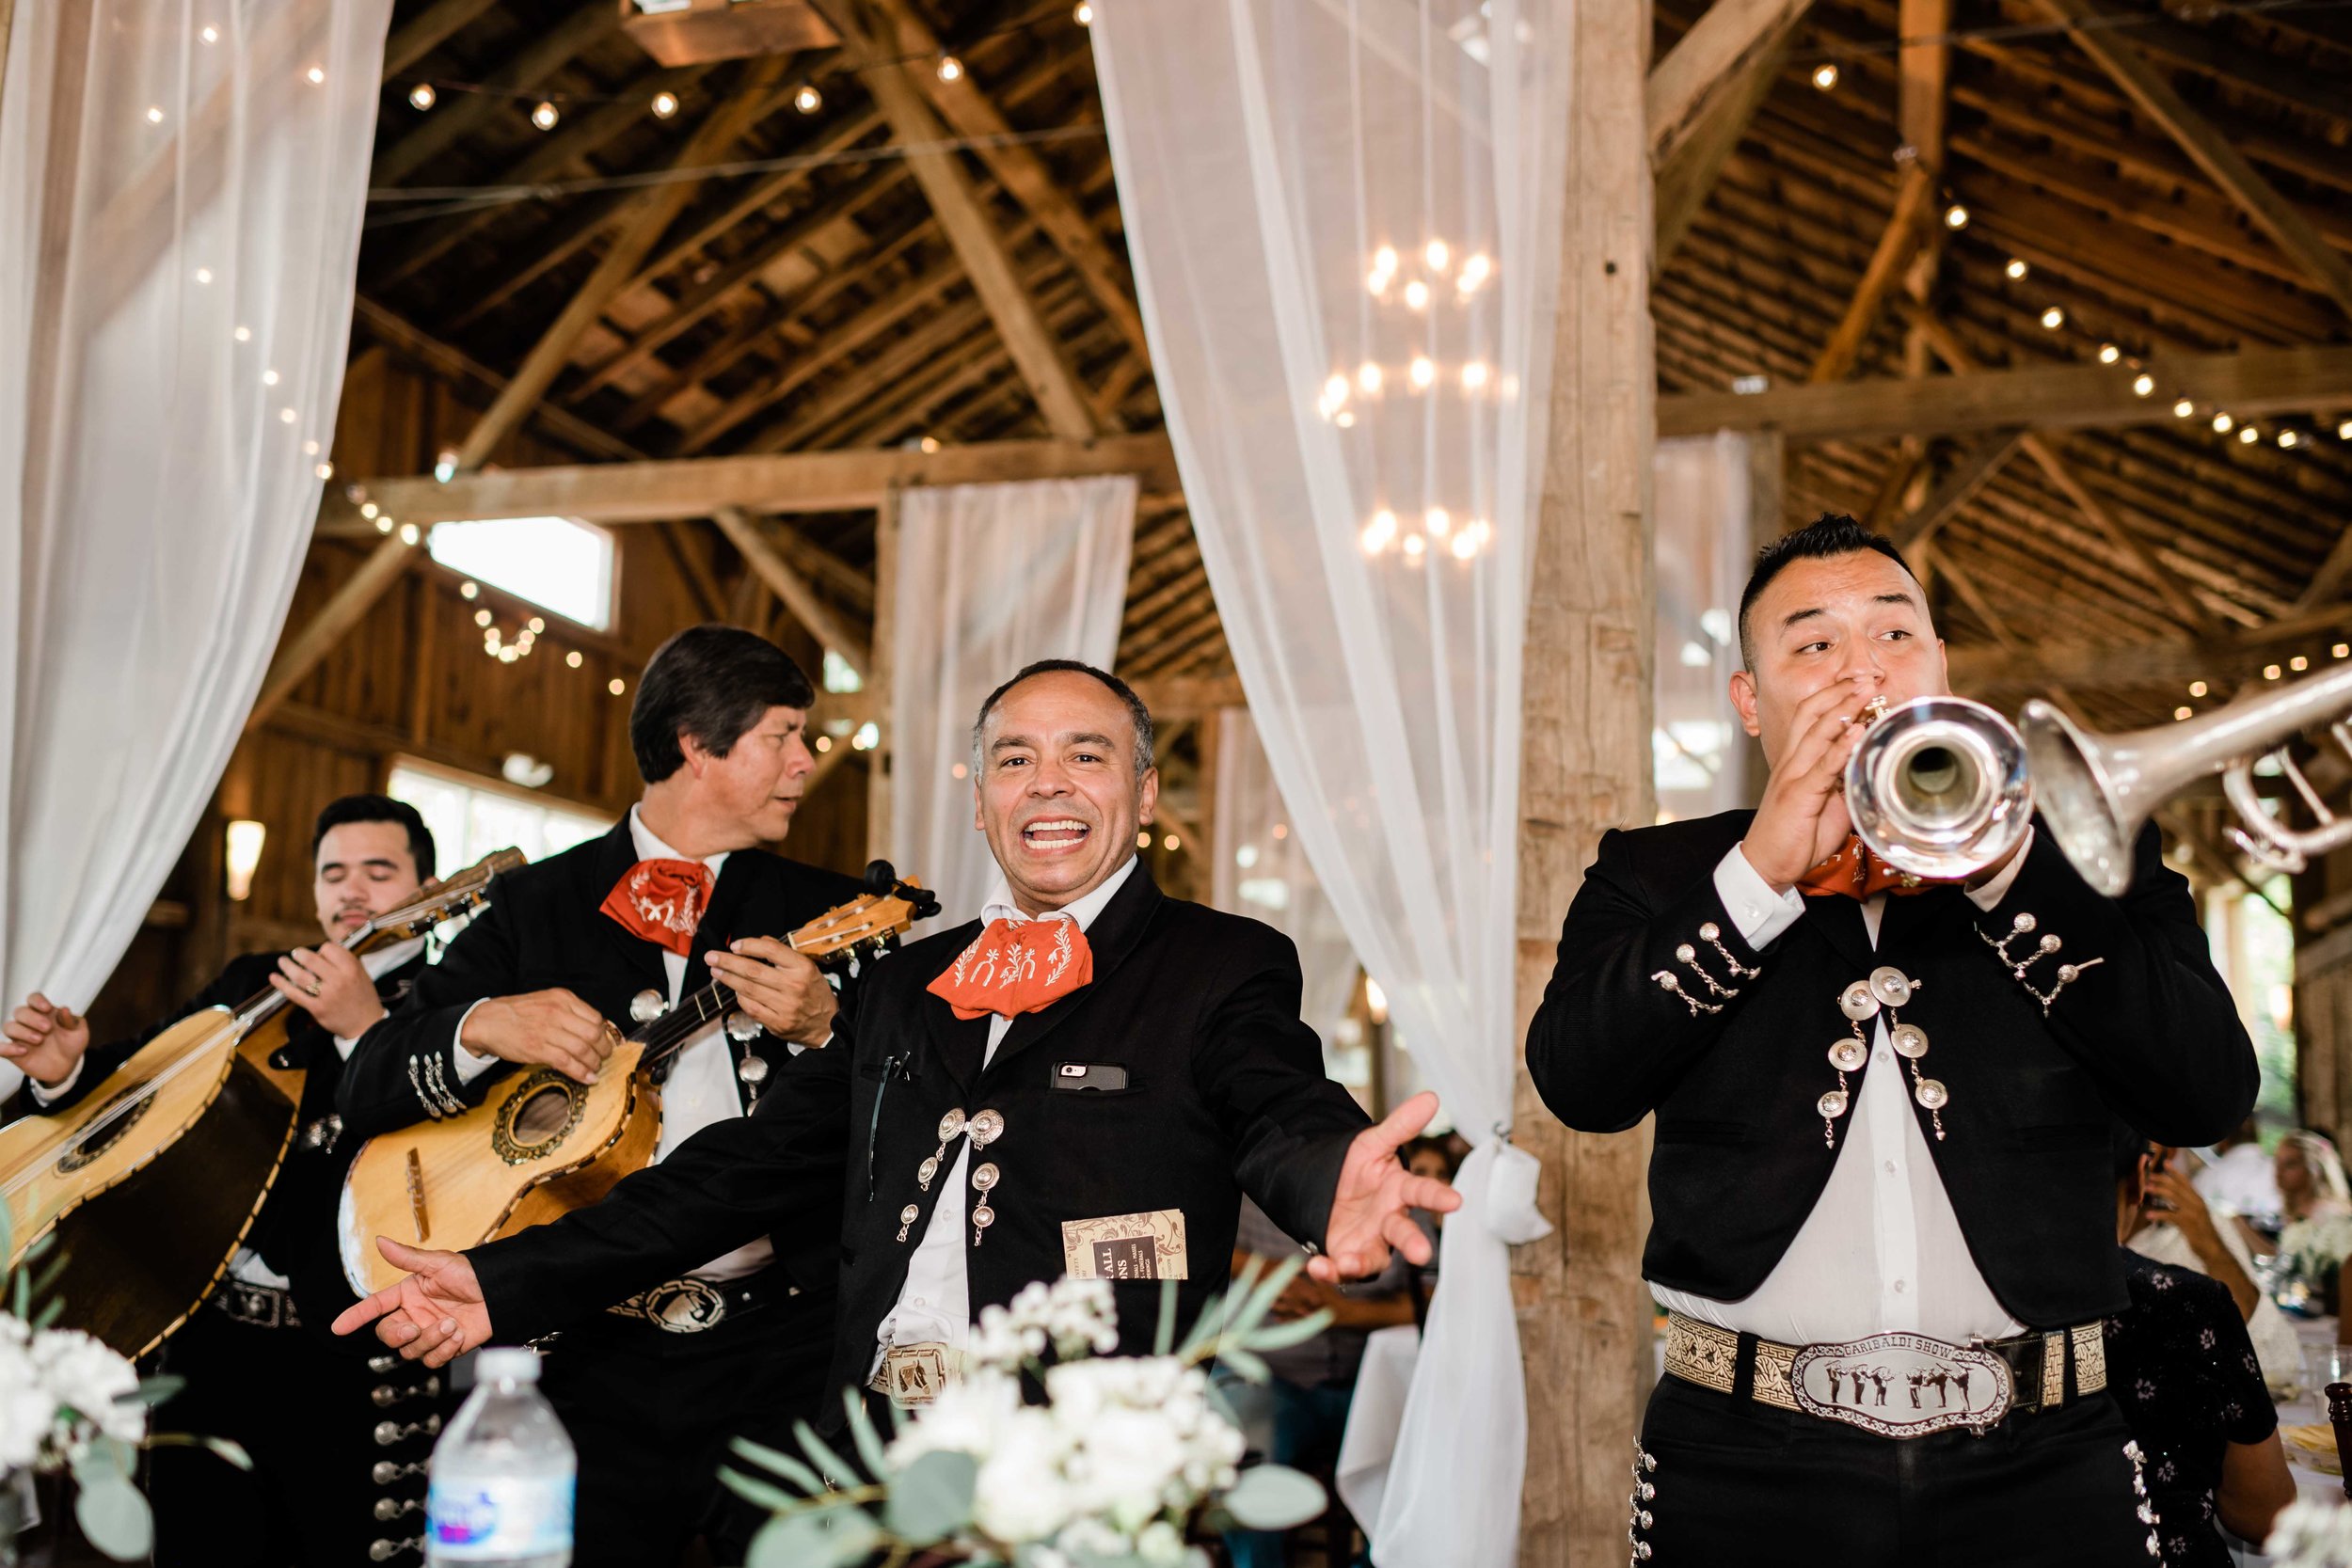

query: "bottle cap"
left=477, top=1348, right=541, bottom=1384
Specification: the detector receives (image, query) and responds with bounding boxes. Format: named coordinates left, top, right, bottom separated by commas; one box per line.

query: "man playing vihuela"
left=1527, top=515, right=2258, bottom=1566
left=337, top=660, right=1457, bottom=1447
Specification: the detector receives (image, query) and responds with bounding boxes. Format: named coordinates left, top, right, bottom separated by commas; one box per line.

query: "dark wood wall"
left=81, top=347, right=872, bottom=1041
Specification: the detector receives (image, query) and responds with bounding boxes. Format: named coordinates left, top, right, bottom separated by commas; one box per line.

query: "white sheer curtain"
left=1655, top=434, right=1758, bottom=820
left=0, top=0, right=389, bottom=1079
left=889, top=477, right=1137, bottom=924
left=1092, top=5, right=1569, bottom=1561
left=1210, top=707, right=1364, bottom=1096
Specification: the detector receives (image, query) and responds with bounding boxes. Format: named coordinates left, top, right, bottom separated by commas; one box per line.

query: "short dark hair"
left=2110, top=1122, right=2152, bottom=1184
left=312, top=794, right=435, bottom=882
left=630, top=625, right=817, bottom=784
left=1737, top=514, right=1920, bottom=671
left=970, top=659, right=1154, bottom=781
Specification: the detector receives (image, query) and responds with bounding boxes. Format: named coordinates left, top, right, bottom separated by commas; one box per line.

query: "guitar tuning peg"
left=629, top=989, right=667, bottom=1023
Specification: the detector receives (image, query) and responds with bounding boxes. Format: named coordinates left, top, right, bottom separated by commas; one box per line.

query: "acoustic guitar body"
left=0, top=1008, right=302, bottom=1357
left=339, top=1042, right=658, bottom=1297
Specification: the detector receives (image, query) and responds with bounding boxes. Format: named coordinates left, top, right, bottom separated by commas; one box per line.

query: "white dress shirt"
left=1649, top=836, right=2035, bottom=1346
left=454, top=806, right=771, bottom=1281
left=874, top=855, right=1139, bottom=1368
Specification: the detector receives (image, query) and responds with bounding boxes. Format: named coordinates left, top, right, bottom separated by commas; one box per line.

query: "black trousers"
left=148, top=1307, right=448, bottom=1567
left=1632, top=1375, right=2161, bottom=1568
left=537, top=1286, right=835, bottom=1568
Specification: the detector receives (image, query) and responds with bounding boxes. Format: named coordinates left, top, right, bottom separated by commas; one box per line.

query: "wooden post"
left=865, top=487, right=902, bottom=863
left=1514, top=0, right=1656, bottom=1555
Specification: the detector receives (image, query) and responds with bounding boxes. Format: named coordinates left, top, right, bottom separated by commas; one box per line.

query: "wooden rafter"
left=1655, top=21, right=1795, bottom=268
left=373, top=6, right=618, bottom=187
left=713, top=507, right=870, bottom=672
left=1648, top=0, right=1815, bottom=165
left=1884, top=430, right=2021, bottom=550
left=453, top=56, right=795, bottom=472
left=381, top=0, right=501, bottom=78
left=1807, top=166, right=1933, bottom=383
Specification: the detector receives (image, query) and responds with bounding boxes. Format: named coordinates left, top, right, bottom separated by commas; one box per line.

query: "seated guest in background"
left=339, top=660, right=1456, bottom=1443
left=1, top=795, right=446, bottom=1568
left=2194, top=1117, right=2281, bottom=1232
left=2126, top=1147, right=2300, bottom=1393
left=2106, top=1129, right=2295, bottom=1567
left=2277, top=1131, right=2350, bottom=1227
left=336, top=626, right=866, bottom=1568
left=1220, top=1196, right=1420, bottom=1568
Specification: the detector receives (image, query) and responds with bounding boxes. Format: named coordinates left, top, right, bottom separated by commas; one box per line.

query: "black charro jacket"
left=1525, top=812, right=2257, bottom=1329
left=465, top=862, right=1370, bottom=1424
left=336, top=820, right=866, bottom=1298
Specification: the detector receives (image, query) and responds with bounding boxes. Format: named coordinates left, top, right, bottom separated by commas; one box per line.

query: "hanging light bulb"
left=2173, top=397, right=2195, bottom=418
left=936, top=55, right=963, bottom=82
left=651, top=90, right=679, bottom=119
left=1408, top=356, right=1436, bottom=389
left=306, top=65, right=326, bottom=85
left=1462, top=360, right=1490, bottom=390
left=2280, top=428, right=2301, bottom=449
left=531, top=100, right=559, bottom=131
left=2005, top=259, right=2028, bottom=280
left=2213, top=412, right=2233, bottom=433
left=1812, top=62, right=1838, bottom=89
left=1424, top=506, right=1452, bottom=538
left=2040, top=306, right=2065, bottom=330
left=1360, top=509, right=1398, bottom=555
left=1073, top=1, right=1094, bottom=22
left=1357, top=361, right=1383, bottom=395
left=2131, top=373, right=2154, bottom=397
left=1403, top=279, right=1430, bottom=310
left=2239, top=425, right=2259, bottom=444
left=1458, top=253, right=1492, bottom=293
left=1401, top=533, right=1427, bottom=565
left=794, top=83, right=822, bottom=114
left=2189, top=681, right=2208, bottom=697
left=408, top=83, right=436, bottom=111
left=1451, top=529, right=1478, bottom=562
left=1943, top=202, right=1968, bottom=230
left=2097, top=343, right=2120, bottom=363
left=1424, top=239, right=1449, bottom=272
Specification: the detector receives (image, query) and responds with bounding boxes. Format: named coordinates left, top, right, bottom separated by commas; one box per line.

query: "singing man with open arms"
left=1525, top=515, right=2258, bottom=1568
left=337, top=660, right=1456, bottom=1431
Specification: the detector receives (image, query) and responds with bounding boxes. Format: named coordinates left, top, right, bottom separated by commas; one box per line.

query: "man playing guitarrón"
left=2, top=795, right=449, bottom=1568
left=1526, top=515, right=2257, bottom=1567
left=337, top=625, right=866, bottom=1568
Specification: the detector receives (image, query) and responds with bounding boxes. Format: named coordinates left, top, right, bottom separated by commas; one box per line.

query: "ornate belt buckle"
left=1788, top=1332, right=2011, bottom=1438
left=621, top=1277, right=727, bottom=1333
left=875, top=1343, right=950, bottom=1406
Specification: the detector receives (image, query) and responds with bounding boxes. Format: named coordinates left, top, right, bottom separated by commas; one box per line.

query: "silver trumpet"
left=1845, top=695, right=2034, bottom=881
left=1846, top=663, right=2352, bottom=896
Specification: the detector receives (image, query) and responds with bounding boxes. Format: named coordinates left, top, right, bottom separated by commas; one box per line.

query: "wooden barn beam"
left=865, top=0, right=1150, bottom=362
left=1660, top=342, right=2352, bottom=440
left=453, top=57, right=794, bottom=473
left=373, top=4, right=617, bottom=187
left=246, top=537, right=419, bottom=733
left=712, top=507, right=869, bottom=672
left=381, top=0, right=500, bottom=78
left=1884, top=429, right=2021, bottom=550
left=1648, top=0, right=1814, bottom=165
left=330, top=435, right=1181, bottom=528
left=1654, top=19, right=1793, bottom=268
left=2035, top=0, right=2352, bottom=322
left=1948, top=622, right=2352, bottom=692
left=1807, top=166, right=1933, bottom=382
left=838, top=4, right=1099, bottom=441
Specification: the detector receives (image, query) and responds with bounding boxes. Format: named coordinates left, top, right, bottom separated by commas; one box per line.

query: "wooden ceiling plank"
left=382, top=0, right=502, bottom=78
left=1808, top=166, right=1934, bottom=383
left=453, top=57, right=796, bottom=472
left=1648, top=0, right=1817, bottom=165
left=2035, top=0, right=2352, bottom=322
left=1655, top=18, right=1797, bottom=269
left=714, top=505, right=870, bottom=670
left=1884, top=429, right=2023, bottom=550
left=373, top=4, right=619, bottom=188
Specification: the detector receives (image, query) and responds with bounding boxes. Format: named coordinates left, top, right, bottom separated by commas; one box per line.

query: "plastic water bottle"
left=424, top=1349, right=576, bottom=1568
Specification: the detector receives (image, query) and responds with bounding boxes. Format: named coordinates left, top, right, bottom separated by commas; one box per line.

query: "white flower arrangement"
left=725, top=1262, right=1337, bottom=1568
left=0, top=1215, right=247, bottom=1560
left=2282, top=1213, right=2352, bottom=1292
left=2267, top=1497, right=2352, bottom=1566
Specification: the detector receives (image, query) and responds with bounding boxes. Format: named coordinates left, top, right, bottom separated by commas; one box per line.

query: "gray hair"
left=969, top=659, right=1155, bottom=783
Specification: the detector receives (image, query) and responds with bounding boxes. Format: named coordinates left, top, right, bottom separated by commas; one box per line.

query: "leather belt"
left=210, top=1278, right=301, bottom=1331
left=1663, top=1312, right=2106, bottom=1438
left=604, top=1271, right=795, bottom=1334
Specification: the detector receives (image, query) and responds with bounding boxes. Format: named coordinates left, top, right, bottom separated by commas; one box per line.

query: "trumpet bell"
left=1846, top=696, right=2033, bottom=880
left=2016, top=700, right=2136, bottom=898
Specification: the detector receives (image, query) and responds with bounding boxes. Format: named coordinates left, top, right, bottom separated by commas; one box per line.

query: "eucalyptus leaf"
left=73, top=1472, right=153, bottom=1560
left=1222, top=1464, right=1326, bottom=1531
left=744, top=1505, right=882, bottom=1568
left=1152, top=1278, right=1179, bottom=1357
left=844, top=1389, right=888, bottom=1481
left=129, top=1375, right=184, bottom=1407
left=1231, top=1258, right=1301, bottom=1340
left=31, top=1298, right=61, bottom=1329
left=1243, top=1308, right=1333, bottom=1352
left=730, top=1434, right=827, bottom=1496
left=794, top=1418, right=863, bottom=1488
left=718, top=1465, right=802, bottom=1513
left=882, top=1449, right=976, bottom=1545
left=1217, top=1346, right=1269, bottom=1385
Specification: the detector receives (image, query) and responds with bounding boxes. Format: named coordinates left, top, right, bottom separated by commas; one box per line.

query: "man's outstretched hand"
left=1311, top=1091, right=1461, bottom=1282
left=330, top=1238, right=492, bottom=1368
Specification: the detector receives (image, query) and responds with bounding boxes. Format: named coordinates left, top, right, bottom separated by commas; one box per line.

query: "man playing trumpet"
left=1527, top=515, right=2257, bottom=1566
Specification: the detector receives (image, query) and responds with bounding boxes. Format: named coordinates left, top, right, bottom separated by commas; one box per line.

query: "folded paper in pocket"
left=1061, top=1209, right=1188, bottom=1279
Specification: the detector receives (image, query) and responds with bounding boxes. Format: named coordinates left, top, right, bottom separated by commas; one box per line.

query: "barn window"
left=388, top=759, right=611, bottom=874
left=426, top=516, right=616, bottom=630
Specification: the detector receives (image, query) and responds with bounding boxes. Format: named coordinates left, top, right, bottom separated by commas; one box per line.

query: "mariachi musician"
left=336, top=625, right=864, bottom=1568
left=337, top=661, right=1455, bottom=1441
left=2, top=794, right=450, bottom=1567
left=1526, top=515, right=2259, bottom=1566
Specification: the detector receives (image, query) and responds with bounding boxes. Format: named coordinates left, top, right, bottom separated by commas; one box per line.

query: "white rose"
left=1065, top=1407, right=1188, bottom=1530
left=972, top=1409, right=1075, bottom=1542
left=30, top=1330, right=142, bottom=1444
left=885, top=1369, right=1019, bottom=1469
left=1136, top=1520, right=1188, bottom=1564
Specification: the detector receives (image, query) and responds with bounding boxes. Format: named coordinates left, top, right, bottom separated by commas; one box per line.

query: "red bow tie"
left=926, top=915, right=1094, bottom=1021
left=601, top=858, right=713, bottom=956
left=1794, top=836, right=1951, bottom=900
